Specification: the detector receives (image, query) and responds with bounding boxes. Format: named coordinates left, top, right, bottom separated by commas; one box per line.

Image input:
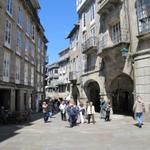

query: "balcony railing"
left=69, top=71, right=77, bottom=81
left=99, top=28, right=129, bottom=53
left=82, top=36, right=99, bottom=54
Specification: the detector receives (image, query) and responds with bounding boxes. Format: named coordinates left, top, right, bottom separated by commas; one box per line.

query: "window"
left=90, top=26, right=95, bottom=36
left=38, top=37, right=41, bottom=52
left=111, top=22, right=121, bottom=43
left=82, top=31, right=87, bottom=42
left=26, top=16, right=30, bottom=35
left=15, top=57, right=20, bottom=84
left=18, top=6, right=23, bottom=27
left=17, top=31, right=22, bottom=55
left=6, top=0, right=13, bottom=15
left=82, top=13, right=86, bottom=28
left=137, top=0, right=150, bottom=34
left=90, top=2, right=95, bottom=22
left=4, top=20, right=11, bottom=48
left=24, top=63, right=28, bottom=85
left=32, top=25, right=35, bottom=41
left=31, top=67, right=34, bottom=86
left=3, top=51, right=10, bottom=82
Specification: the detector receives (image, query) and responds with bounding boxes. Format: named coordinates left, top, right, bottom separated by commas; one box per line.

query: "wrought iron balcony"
left=98, top=28, right=129, bottom=54
left=98, top=0, right=122, bottom=14
left=69, top=71, right=77, bottom=81
left=82, top=36, right=99, bottom=54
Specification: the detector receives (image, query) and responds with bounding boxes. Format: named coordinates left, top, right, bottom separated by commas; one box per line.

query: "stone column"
left=10, top=89, right=15, bottom=112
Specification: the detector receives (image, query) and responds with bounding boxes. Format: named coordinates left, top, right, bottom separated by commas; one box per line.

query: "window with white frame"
left=4, top=20, right=11, bottom=48
left=82, top=13, right=86, bottom=28
left=31, top=67, right=34, bottom=86
left=90, top=2, right=95, bottom=22
left=3, top=51, right=10, bottom=82
left=111, top=22, right=121, bottom=43
left=26, top=16, right=30, bottom=35
left=25, top=37, right=29, bottom=56
left=24, top=63, right=28, bottom=85
left=18, top=6, right=23, bottom=27
left=15, top=57, right=20, bottom=84
left=37, top=55, right=40, bottom=72
left=137, top=0, right=150, bottom=34
left=17, top=31, right=22, bottom=54
left=37, top=74, right=40, bottom=91
left=32, top=25, right=35, bottom=41
left=38, top=37, right=41, bottom=52
left=6, top=0, right=13, bottom=15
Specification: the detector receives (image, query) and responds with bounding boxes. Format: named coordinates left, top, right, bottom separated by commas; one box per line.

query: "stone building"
left=45, top=63, right=59, bottom=98
left=0, top=0, right=48, bottom=112
left=70, top=0, right=150, bottom=116
left=67, top=23, right=81, bottom=104
left=57, top=48, right=70, bottom=98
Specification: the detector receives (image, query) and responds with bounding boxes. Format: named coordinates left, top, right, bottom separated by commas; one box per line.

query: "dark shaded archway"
left=110, top=74, right=134, bottom=115
left=72, top=84, right=79, bottom=105
left=85, top=80, right=100, bottom=112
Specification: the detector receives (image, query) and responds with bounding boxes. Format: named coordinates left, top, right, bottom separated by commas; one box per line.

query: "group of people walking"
left=42, top=95, right=146, bottom=129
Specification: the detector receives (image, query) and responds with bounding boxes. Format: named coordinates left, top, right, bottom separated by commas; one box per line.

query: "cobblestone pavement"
left=0, top=113, right=150, bottom=150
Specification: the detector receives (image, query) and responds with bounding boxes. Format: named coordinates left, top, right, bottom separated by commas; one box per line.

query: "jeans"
left=136, top=112, right=143, bottom=126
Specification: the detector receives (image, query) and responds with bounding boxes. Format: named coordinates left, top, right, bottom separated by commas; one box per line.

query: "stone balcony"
left=98, top=28, right=129, bottom=55
left=82, top=36, right=99, bottom=54
left=98, top=0, right=122, bottom=14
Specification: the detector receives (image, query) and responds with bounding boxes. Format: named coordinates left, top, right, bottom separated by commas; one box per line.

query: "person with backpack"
left=67, top=103, right=79, bottom=127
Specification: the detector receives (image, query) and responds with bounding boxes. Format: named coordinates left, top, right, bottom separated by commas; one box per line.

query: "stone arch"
left=110, top=73, right=134, bottom=115
left=84, top=79, right=100, bottom=112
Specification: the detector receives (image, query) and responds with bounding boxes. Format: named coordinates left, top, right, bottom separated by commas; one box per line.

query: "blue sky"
left=38, top=0, right=78, bottom=64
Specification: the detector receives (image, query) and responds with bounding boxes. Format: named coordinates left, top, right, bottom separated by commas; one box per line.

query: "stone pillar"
left=10, top=89, right=15, bottom=112
left=20, top=90, right=25, bottom=111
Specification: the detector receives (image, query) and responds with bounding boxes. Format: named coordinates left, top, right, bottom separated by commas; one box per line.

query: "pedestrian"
left=105, top=101, right=111, bottom=121
left=59, top=101, right=67, bottom=121
left=42, top=101, right=48, bottom=123
left=79, top=103, right=85, bottom=124
left=133, top=96, right=145, bottom=128
left=67, top=102, right=79, bottom=127
left=48, top=101, right=53, bottom=118
left=87, top=101, right=96, bottom=124
left=100, top=96, right=106, bottom=119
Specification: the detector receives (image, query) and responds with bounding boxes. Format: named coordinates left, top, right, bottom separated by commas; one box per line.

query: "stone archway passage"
left=85, top=81, right=100, bottom=112
left=110, top=74, right=134, bottom=115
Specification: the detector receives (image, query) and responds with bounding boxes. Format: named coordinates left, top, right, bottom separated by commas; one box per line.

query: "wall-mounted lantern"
left=121, top=48, right=128, bottom=57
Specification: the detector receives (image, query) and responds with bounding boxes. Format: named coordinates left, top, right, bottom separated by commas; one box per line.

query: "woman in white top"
left=87, top=101, right=95, bottom=124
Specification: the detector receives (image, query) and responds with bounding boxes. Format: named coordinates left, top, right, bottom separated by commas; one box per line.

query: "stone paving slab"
left=0, top=113, right=150, bottom=150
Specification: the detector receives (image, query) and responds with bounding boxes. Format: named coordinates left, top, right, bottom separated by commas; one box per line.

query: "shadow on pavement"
left=0, top=113, right=43, bottom=143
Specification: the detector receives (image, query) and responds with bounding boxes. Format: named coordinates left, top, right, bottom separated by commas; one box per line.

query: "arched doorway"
left=110, top=74, right=134, bottom=115
left=85, top=81, right=100, bottom=112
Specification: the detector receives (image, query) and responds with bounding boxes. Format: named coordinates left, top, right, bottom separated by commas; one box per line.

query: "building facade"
left=45, top=63, right=59, bottom=98
left=0, top=0, right=47, bottom=113
left=57, top=48, right=70, bottom=98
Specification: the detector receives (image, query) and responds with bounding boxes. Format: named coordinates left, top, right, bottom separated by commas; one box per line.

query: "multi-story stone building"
left=45, top=63, right=59, bottom=98
left=0, top=0, right=48, bottom=112
left=67, top=23, right=81, bottom=104
left=57, top=48, right=70, bottom=98
left=70, top=0, right=150, bottom=116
